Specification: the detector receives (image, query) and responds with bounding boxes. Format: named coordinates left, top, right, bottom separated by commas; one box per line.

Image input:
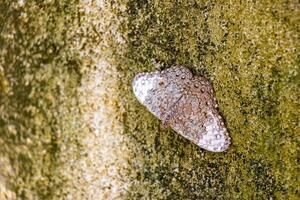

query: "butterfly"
left=132, top=66, right=231, bottom=152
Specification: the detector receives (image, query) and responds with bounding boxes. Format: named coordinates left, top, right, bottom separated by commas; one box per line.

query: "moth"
left=132, top=66, right=231, bottom=152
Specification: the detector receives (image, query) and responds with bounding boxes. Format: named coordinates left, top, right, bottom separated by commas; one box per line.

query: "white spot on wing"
left=133, top=75, right=161, bottom=103
left=199, top=111, right=229, bottom=152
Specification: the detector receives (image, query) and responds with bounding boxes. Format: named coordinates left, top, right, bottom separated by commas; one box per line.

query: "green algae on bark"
left=0, top=0, right=299, bottom=199
left=0, top=1, right=83, bottom=199
left=120, top=0, right=299, bottom=199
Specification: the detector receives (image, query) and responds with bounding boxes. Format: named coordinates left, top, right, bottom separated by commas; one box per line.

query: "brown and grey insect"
left=132, top=66, right=231, bottom=152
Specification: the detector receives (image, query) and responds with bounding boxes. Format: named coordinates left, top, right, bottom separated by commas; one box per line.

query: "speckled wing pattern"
left=132, top=66, right=231, bottom=152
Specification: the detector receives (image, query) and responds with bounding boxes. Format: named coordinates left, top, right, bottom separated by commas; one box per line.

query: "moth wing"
left=132, top=71, right=184, bottom=120
left=168, top=78, right=230, bottom=152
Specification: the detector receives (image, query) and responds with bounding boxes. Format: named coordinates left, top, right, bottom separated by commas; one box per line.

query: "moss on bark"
left=0, top=0, right=299, bottom=199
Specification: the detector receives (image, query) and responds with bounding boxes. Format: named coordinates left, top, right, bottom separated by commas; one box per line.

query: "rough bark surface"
left=0, top=0, right=299, bottom=199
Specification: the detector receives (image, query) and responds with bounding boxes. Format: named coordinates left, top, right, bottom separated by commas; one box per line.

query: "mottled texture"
left=133, top=66, right=230, bottom=152
left=0, top=0, right=299, bottom=200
